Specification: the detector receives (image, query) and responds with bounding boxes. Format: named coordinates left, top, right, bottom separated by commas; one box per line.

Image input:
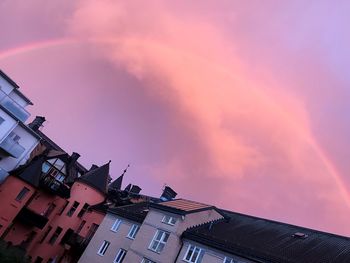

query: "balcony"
left=0, top=136, right=25, bottom=158
left=15, top=207, right=49, bottom=229
left=40, top=175, right=70, bottom=198
left=0, top=89, right=30, bottom=122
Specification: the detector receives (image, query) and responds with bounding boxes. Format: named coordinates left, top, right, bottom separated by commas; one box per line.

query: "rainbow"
left=0, top=38, right=77, bottom=61
left=1, top=38, right=350, bottom=210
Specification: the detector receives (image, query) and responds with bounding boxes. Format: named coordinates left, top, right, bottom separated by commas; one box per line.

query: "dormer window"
left=42, top=158, right=67, bottom=182
left=162, top=215, right=177, bottom=225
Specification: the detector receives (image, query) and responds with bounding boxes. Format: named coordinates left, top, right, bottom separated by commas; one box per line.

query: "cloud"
left=2, top=0, right=350, bottom=235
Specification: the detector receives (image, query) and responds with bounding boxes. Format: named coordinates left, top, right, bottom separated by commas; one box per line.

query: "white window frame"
left=162, top=215, right=177, bottom=225
left=141, top=258, right=155, bottom=263
left=114, top=248, right=127, bottom=263
left=127, top=224, right=140, bottom=239
left=97, top=240, right=110, bottom=256
left=149, top=229, right=170, bottom=253
left=223, top=257, right=235, bottom=263
left=111, top=219, right=122, bottom=232
left=183, top=244, right=203, bottom=263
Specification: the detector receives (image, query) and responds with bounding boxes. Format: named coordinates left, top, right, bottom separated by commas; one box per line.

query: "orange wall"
left=0, top=176, right=34, bottom=237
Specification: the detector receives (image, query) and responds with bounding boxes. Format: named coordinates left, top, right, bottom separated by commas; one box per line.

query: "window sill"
left=148, top=248, right=161, bottom=254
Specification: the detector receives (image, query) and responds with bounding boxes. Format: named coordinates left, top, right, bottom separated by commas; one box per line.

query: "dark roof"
left=12, top=155, right=45, bottom=187
left=109, top=175, right=123, bottom=190
left=78, top=162, right=110, bottom=194
left=35, top=129, right=88, bottom=179
left=183, top=210, right=350, bottom=263
left=0, top=70, right=33, bottom=105
left=108, top=202, right=150, bottom=223
left=89, top=201, right=109, bottom=214
left=150, top=199, right=216, bottom=215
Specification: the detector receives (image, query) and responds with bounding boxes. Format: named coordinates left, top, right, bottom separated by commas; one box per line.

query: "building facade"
left=0, top=70, right=40, bottom=181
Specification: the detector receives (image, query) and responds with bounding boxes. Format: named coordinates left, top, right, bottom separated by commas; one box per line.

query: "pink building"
left=0, top=147, right=111, bottom=263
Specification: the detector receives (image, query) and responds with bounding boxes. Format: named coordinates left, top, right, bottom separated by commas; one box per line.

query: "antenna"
left=122, top=164, right=130, bottom=176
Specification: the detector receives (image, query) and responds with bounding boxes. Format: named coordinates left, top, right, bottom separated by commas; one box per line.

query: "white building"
left=0, top=70, right=40, bottom=181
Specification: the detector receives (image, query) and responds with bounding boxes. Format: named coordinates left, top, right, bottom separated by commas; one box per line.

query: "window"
left=42, top=158, right=67, bottom=182
left=9, top=132, right=20, bottom=142
left=66, top=201, right=80, bottom=217
left=127, top=224, right=139, bottom=239
left=86, top=223, right=99, bottom=241
left=111, top=219, right=122, bottom=232
left=48, top=227, right=62, bottom=245
left=39, top=226, right=52, bottom=243
left=162, top=215, right=177, bottom=225
left=223, top=257, right=235, bottom=263
left=114, top=249, right=127, bottom=263
left=149, top=230, right=170, bottom=253
left=0, top=117, right=4, bottom=125
left=77, top=203, right=90, bottom=218
left=43, top=203, right=56, bottom=218
left=97, top=240, right=110, bottom=256
left=183, top=245, right=203, bottom=263
left=15, top=187, right=30, bottom=201
left=77, top=220, right=86, bottom=234
left=58, top=201, right=69, bottom=215
left=141, top=258, right=155, bottom=263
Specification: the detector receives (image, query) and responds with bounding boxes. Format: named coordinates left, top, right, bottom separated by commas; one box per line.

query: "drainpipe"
left=174, top=239, right=184, bottom=263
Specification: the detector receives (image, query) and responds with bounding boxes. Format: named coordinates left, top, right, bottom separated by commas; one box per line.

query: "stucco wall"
left=78, top=213, right=138, bottom=263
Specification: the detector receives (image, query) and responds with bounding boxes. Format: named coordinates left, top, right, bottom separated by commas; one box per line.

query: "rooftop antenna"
left=122, top=164, right=130, bottom=176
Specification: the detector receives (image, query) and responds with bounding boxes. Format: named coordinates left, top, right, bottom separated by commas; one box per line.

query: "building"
left=0, top=148, right=110, bottom=262
left=79, top=199, right=224, bottom=263
left=0, top=70, right=40, bottom=181
left=80, top=199, right=350, bottom=263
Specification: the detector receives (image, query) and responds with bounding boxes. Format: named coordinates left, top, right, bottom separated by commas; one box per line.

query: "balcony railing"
left=15, top=207, right=49, bottom=229
left=0, top=89, right=30, bottom=122
left=0, top=136, right=25, bottom=158
left=40, top=175, right=70, bottom=198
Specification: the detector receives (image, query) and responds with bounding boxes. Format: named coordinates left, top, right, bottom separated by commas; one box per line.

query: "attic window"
left=293, top=232, right=308, bottom=239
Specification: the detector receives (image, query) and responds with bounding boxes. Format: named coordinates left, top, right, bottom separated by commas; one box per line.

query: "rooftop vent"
left=293, top=232, right=308, bottom=239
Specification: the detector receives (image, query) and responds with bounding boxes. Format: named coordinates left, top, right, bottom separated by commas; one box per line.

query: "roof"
left=108, top=202, right=150, bottom=223
left=12, top=155, right=45, bottom=187
left=0, top=70, right=33, bottom=105
left=183, top=210, right=350, bottom=263
left=150, top=199, right=216, bottom=215
left=109, top=175, right=123, bottom=191
left=78, top=162, right=110, bottom=194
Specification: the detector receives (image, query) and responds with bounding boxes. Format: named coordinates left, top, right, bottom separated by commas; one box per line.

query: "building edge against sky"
left=0, top=70, right=350, bottom=263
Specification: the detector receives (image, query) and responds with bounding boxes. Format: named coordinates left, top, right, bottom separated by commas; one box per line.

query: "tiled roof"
left=108, top=202, right=150, bottom=223
left=150, top=199, right=215, bottom=215
left=183, top=210, right=350, bottom=263
left=78, top=162, right=110, bottom=194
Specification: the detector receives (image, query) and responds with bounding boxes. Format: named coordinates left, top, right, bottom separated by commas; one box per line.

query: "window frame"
left=15, top=187, right=30, bottom=202
left=223, top=257, right=235, bottom=263
left=66, top=201, right=80, bottom=217
left=113, top=248, right=127, bottom=263
left=148, top=229, right=170, bottom=253
left=111, top=219, right=122, bottom=232
left=183, top=244, right=203, bottom=263
left=141, top=258, right=155, bottom=263
left=126, top=224, right=140, bottom=239
left=161, top=215, right=177, bottom=226
left=97, top=240, right=110, bottom=256
left=48, top=226, right=62, bottom=245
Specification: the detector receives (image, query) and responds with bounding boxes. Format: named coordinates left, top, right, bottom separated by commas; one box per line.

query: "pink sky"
left=1, top=0, right=350, bottom=235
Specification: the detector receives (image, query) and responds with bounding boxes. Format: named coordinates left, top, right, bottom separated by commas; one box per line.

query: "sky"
left=1, top=0, right=350, bottom=235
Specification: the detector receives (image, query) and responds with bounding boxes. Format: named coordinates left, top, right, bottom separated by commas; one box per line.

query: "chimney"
left=130, top=185, right=142, bottom=194
left=160, top=186, right=177, bottom=201
left=69, top=152, right=80, bottom=166
left=29, top=116, right=46, bottom=131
